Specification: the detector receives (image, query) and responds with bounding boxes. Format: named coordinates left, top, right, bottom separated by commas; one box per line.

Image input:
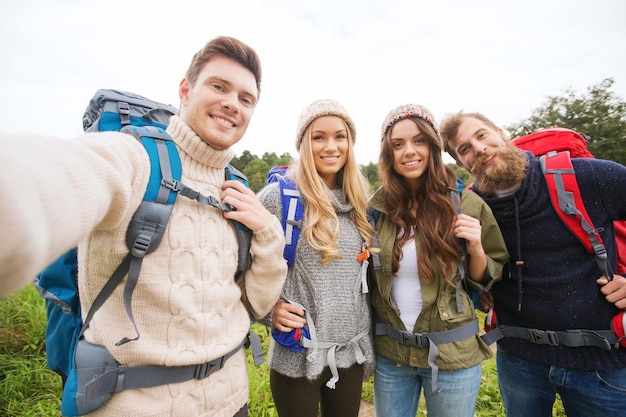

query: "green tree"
left=230, top=152, right=295, bottom=193
left=242, top=158, right=271, bottom=192
left=233, top=151, right=383, bottom=193
left=361, top=162, right=380, bottom=192
left=449, top=163, right=473, bottom=187
left=505, top=78, right=626, bottom=165
left=230, top=150, right=255, bottom=172
left=261, top=152, right=293, bottom=167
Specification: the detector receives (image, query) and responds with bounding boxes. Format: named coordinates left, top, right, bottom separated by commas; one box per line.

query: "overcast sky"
left=1, top=0, right=625, bottom=164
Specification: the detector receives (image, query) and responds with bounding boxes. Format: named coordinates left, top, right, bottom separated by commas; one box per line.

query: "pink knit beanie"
left=380, top=104, right=440, bottom=143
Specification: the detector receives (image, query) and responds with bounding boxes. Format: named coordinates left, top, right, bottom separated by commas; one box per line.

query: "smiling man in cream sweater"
left=0, top=36, right=287, bottom=417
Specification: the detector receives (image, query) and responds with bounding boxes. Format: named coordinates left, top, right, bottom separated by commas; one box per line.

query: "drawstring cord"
left=514, top=197, right=524, bottom=312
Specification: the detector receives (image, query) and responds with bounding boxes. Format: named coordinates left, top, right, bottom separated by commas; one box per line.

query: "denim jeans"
left=497, top=348, right=626, bottom=417
left=374, top=353, right=481, bottom=417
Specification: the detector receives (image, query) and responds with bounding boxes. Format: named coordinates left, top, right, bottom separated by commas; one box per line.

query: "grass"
left=1, top=286, right=565, bottom=416
left=0, top=285, right=63, bottom=417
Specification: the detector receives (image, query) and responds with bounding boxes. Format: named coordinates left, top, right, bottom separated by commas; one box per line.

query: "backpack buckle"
left=193, top=355, right=226, bottom=380
left=162, top=178, right=181, bottom=192
left=117, top=101, right=131, bottom=126
left=527, top=329, right=559, bottom=346
left=399, top=331, right=429, bottom=348
left=131, top=232, right=153, bottom=258
left=592, top=242, right=607, bottom=259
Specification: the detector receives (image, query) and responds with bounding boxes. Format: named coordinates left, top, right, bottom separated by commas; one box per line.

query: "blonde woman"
left=257, top=99, right=375, bottom=417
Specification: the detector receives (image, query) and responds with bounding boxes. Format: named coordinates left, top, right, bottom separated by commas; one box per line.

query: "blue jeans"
left=497, top=348, right=626, bottom=417
left=374, top=353, right=481, bottom=417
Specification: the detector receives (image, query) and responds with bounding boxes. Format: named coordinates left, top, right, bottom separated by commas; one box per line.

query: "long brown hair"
left=379, top=117, right=461, bottom=285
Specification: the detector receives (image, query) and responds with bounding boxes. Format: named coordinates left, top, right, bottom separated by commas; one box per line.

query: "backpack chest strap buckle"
left=398, top=331, right=429, bottom=348
left=526, top=328, right=559, bottom=346
left=377, top=324, right=430, bottom=348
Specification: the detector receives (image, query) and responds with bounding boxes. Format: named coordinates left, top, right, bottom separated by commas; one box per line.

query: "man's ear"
left=456, top=161, right=463, bottom=168
left=497, top=128, right=509, bottom=142
left=179, top=78, right=190, bottom=105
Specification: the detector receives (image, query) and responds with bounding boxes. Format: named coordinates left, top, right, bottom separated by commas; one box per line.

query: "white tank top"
left=391, top=237, right=422, bottom=332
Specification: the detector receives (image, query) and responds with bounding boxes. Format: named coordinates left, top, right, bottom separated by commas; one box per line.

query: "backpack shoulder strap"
left=277, top=176, right=304, bottom=268
left=225, top=164, right=253, bottom=273
left=540, top=151, right=613, bottom=279
left=366, top=206, right=381, bottom=272
left=80, top=126, right=181, bottom=345
left=453, top=179, right=476, bottom=312
left=225, top=164, right=263, bottom=365
left=367, top=205, right=381, bottom=225
left=265, top=166, right=305, bottom=267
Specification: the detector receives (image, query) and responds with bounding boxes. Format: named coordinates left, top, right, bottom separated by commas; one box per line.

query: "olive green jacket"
left=369, top=187, right=509, bottom=371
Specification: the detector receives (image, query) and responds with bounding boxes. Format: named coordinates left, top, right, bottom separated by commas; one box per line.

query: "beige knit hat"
left=295, top=99, right=357, bottom=151
left=380, top=104, right=440, bottom=143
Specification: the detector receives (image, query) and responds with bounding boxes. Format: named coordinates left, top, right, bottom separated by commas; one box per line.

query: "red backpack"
left=479, top=127, right=626, bottom=348
left=511, top=127, right=626, bottom=276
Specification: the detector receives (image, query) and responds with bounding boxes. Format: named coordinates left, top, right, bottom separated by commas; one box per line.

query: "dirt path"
left=359, top=401, right=375, bottom=417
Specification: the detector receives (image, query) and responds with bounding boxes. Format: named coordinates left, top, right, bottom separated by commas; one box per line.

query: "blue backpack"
left=266, top=166, right=305, bottom=267
left=265, top=166, right=308, bottom=351
left=34, top=89, right=257, bottom=416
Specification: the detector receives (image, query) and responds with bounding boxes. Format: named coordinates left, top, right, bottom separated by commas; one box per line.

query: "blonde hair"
left=289, top=122, right=374, bottom=264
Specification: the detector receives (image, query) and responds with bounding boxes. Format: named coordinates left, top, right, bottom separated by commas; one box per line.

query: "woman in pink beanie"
left=369, top=104, right=509, bottom=417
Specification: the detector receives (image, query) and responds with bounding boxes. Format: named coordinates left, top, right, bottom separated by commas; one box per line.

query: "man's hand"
left=477, top=291, right=495, bottom=313
left=597, top=274, right=626, bottom=309
left=221, top=180, right=275, bottom=232
left=272, top=299, right=307, bottom=332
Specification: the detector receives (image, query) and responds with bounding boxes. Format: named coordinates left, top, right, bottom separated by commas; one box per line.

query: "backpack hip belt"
left=375, top=319, right=479, bottom=395
left=74, top=338, right=246, bottom=415
left=480, top=323, right=619, bottom=350
left=299, top=327, right=370, bottom=390
left=275, top=297, right=369, bottom=389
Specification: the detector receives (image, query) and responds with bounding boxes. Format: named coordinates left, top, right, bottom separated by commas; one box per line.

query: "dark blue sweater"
left=475, top=152, right=626, bottom=370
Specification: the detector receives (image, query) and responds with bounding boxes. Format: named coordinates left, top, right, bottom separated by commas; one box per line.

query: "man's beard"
left=470, top=145, right=528, bottom=195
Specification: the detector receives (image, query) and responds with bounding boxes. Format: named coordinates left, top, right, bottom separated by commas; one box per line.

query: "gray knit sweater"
left=257, top=182, right=375, bottom=381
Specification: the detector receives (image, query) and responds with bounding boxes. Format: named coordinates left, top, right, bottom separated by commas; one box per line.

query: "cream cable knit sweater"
left=0, top=116, right=287, bottom=417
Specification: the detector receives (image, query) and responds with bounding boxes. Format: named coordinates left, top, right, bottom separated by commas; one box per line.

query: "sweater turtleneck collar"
left=166, top=115, right=235, bottom=169
left=328, top=186, right=353, bottom=214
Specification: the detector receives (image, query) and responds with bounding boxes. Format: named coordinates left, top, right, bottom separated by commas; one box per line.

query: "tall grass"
left=1, top=287, right=565, bottom=416
left=0, top=285, right=62, bottom=416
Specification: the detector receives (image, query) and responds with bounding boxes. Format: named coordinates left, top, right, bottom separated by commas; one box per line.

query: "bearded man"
left=440, top=111, right=626, bottom=417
